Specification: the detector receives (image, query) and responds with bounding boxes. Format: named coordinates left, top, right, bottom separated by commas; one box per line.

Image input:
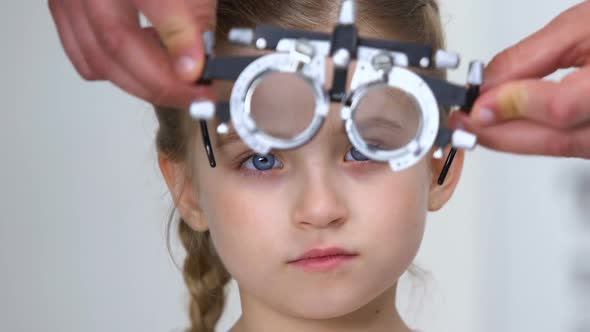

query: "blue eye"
left=345, top=146, right=370, bottom=162
left=241, top=148, right=372, bottom=173
left=242, top=153, right=283, bottom=171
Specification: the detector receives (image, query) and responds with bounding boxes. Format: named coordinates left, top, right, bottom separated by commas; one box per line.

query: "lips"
left=289, top=247, right=358, bottom=263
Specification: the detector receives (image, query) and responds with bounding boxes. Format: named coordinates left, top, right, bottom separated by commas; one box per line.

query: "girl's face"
left=195, top=103, right=431, bottom=318
left=181, top=64, right=463, bottom=320
left=160, top=36, right=464, bottom=323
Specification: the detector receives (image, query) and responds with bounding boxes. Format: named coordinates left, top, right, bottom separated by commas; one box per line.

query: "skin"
left=158, top=28, right=465, bottom=332
left=50, top=0, right=590, bottom=157
left=449, top=0, right=590, bottom=158
left=48, top=0, right=217, bottom=108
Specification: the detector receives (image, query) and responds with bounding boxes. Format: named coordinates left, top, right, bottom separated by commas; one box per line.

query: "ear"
left=158, top=153, right=209, bottom=232
left=428, top=147, right=465, bottom=212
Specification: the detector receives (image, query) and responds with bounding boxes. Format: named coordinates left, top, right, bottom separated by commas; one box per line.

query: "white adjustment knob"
left=435, top=50, right=460, bottom=69
left=452, top=129, right=478, bottom=150
left=338, top=0, right=357, bottom=25
left=433, top=147, right=444, bottom=159
left=468, top=61, right=485, bottom=85
left=255, top=38, right=268, bottom=49
left=419, top=57, right=430, bottom=68
left=333, top=48, right=351, bottom=68
left=228, top=28, right=255, bottom=46
left=217, top=123, right=229, bottom=135
left=189, top=101, right=215, bottom=120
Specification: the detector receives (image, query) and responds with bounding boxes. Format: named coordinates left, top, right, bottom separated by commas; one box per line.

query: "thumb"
left=133, top=0, right=217, bottom=82
left=471, top=73, right=590, bottom=130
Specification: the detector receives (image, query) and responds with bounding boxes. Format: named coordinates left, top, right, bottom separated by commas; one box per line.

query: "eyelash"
left=237, top=146, right=374, bottom=176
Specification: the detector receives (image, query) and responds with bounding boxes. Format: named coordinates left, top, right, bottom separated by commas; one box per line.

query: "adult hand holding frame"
left=189, top=0, right=484, bottom=185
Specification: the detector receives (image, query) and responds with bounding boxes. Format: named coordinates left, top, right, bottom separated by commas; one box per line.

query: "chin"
left=291, top=305, right=357, bottom=320
left=283, top=288, right=377, bottom=320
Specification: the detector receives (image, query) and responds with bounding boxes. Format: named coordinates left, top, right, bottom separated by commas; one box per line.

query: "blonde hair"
left=156, top=1, right=446, bottom=331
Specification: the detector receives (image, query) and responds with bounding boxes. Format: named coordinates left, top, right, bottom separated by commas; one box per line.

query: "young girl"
left=155, top=1, right=465, bottom=331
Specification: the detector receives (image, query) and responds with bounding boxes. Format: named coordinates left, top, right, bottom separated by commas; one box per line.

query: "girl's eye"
left=241, top=153, right=283, bottom=171
left=344, top=146, right=371, bottom=162
left=240, top=147, right=373, bottom=173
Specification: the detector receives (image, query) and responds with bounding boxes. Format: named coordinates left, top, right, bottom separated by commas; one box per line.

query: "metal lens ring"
left=342, top=64, right=439, bottom=171
left=230, top=52, right=329, bottom=155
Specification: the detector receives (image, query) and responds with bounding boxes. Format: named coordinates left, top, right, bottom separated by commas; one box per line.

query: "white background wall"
left=1, top=1, right=588, bottom=332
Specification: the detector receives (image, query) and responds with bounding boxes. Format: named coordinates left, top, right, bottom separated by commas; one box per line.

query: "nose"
left=290, top=165, right=349, bottom=230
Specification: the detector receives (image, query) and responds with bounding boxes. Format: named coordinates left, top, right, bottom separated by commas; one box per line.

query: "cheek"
left=197, top=158, right=431, bottom=298
left=200, top=180, right=288, bottom=278
left=356, top=167, right=429, bottom=273
left=367, top=174, right=428, bottom=234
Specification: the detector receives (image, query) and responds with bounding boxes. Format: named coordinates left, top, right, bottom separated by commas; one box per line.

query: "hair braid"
left=178, top=218, right=231, bottom=332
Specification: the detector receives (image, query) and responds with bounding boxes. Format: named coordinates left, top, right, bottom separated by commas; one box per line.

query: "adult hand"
left=449, top=0, right=590, bottom=159
left=48, top=0, right=217, bottom=108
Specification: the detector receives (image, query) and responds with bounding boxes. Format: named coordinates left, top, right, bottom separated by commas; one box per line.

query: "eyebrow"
left=355, top=117, right=404, bottom=130
left=214, top=127, right=243, bottom=148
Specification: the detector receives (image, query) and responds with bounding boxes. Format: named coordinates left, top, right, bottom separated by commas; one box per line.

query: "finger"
left=48, top=0, right=95, bottom=80
left=470, top=67, right=590, bottom=130
left=64, top=1, right=154, bottom=100
left=482, top=1, right=590, bottom=92
left=450, top=112, right=590, bottom=158
left=131, top=0, right=217, bottom=81
left=83, top=0, right=215, bottom=108
left=141, top=26, right=165, bottom=48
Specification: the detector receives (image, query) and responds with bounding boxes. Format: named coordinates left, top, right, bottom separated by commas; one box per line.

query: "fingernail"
left=175, top=55, right=198, bottom=79
left=478, top=108, right=495, bottom=127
